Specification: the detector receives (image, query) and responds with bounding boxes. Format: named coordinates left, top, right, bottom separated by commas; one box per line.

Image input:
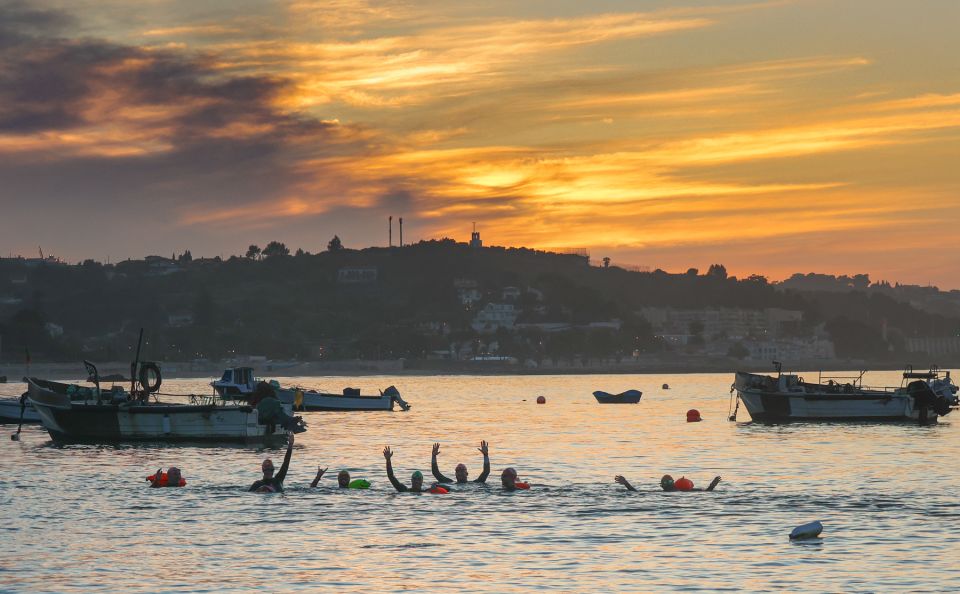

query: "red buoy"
left=674, top=476, right=694, bottom=491
left=536, top=396, right=546, bottom=404
left=686, top=409, right=701, bottom=422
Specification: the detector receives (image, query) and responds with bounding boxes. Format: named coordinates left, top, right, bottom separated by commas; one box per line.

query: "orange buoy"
left=674, top=477, right=694, bottom=491
left=536, top=396, right=546, bottom=404
left=686, top=409, right=701, bottom=422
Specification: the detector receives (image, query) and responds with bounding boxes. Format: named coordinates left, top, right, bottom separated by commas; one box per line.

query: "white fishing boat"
left=730, top=362, right=958, bottom=423
left=27, top=338, right=301, bottom=443
left=28, top=377, right=293, bottom=443
left=212, top=367, right=410, bottom=411
left=0, top=394, right=41, bottom=424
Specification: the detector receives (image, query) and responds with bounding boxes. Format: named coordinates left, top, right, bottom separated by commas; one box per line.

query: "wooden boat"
left=28, top=377, right=292, bottom=443
left=593, top=389, right=643, bottom=404
left=731, top=363, right=958, bottom=423
left=212, top=367, right=410, bottom=411
left=0, top=394, right=41, bottom=424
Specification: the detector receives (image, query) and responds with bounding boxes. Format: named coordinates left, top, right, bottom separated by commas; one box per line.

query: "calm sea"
left=2, top=371, right=959, bottom=592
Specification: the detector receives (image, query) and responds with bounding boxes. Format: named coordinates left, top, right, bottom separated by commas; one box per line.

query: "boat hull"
left=593, top=390, right=643, bottom=404
left=736, top=390, right=918, bottom=422
left=277, top=388, right=396, bottom=411
left=28, top=379, right=288, bottom=443
left=0, top=397, right=41, bottom=423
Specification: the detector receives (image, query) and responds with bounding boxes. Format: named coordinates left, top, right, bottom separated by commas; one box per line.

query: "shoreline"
left=2, top=357, right=954, bottom=381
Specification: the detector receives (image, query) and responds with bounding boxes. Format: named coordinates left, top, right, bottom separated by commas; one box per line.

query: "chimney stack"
left=389, top=216, right=393, bottom=247
left=399, top=217, right=404, bottom=247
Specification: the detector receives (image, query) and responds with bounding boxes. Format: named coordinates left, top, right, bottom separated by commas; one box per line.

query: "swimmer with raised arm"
left=431, top=441, right=491, bottom=484
left=311, top=467, right=370, bottom=489
left=384, top=446, right=443, bottom=493
left=615, top=474, right=721, bottom=492
left=248, top=433, right=295, bottom=493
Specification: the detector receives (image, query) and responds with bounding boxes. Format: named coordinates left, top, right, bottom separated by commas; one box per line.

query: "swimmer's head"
left=501, top=467, right=517, bottom=489
left=411, top=470, right=424, bottom=490
left=338, top=470, right=351, bottom=488
left=262, top=459, right=275, bottom=478
left=455, top=463, right=468, bottom=483
left=660, top=475, right=675, bottom=491
left=166, top=467, right=181, bottom=485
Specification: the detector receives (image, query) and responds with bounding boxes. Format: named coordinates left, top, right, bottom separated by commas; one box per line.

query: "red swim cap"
left=686, top=409, right=701, bottom=422
left=536, top=396, right=546, bottom=404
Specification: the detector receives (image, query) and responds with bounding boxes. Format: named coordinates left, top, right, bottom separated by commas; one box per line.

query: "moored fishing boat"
left=212, top=367, right=410, bottom=411
left=730, top=362, right=958, bottom=423
left=28, top=376, right=294, bottom=443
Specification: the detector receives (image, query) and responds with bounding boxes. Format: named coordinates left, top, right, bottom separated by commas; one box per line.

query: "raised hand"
left=478, top=440, right=489, bottom=456
left=316, top=466, right=327, bottom=477
left=432, top=442, right=441, bottom=457
left=383, top=446, right=393, bottom=460
left=614, top=475, right=627, bottom=485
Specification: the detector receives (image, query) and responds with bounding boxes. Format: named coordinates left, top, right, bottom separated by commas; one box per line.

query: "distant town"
left=2, top=233, right=959, bottom=374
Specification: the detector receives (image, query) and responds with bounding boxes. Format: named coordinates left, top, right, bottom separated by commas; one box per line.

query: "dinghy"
left=593, top=389, right=643, bottom=404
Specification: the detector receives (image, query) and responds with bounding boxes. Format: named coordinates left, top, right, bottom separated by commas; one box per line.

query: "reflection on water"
left=2, top=372, right=959, bottom=591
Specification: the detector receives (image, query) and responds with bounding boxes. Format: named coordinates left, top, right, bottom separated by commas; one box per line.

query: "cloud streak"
left=1, top=0, right=959, bottom=286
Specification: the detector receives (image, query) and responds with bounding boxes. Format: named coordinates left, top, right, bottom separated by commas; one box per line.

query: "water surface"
left=2, top=372, right=958, bottom=592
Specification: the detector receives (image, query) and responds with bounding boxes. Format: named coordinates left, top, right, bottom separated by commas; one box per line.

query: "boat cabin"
left=212, top=367, right=258, bottom=397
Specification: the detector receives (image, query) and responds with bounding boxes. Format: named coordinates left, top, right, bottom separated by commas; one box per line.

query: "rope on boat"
left=727, top=383, right=739, bottom=422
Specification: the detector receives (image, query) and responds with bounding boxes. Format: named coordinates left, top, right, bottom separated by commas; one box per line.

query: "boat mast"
left=130, top=328, right=144, bottom=397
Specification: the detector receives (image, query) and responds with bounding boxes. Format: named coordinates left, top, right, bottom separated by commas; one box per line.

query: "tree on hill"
left=262, top=241, right=289, bottom=258
left=707, top=264, right=727, bottom=279
left=327, top=235, right=343, bottom=251
left=245, top=245, right=261, bottom=260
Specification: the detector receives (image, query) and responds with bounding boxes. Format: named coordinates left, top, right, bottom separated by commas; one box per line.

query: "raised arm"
left=150, top=467, right=163, bottom=488
left=706, top=476, right=722, bottom=491
left=383, top=446, right=407, bottom=492
left=475, top=440, right=490, bottom=483
left=431, top=443, right=453, bottom=483
left=615, top=475, right=637, bottom=491
left=310, top=466, right=327, bottom=488
left=275, top=433, right=295, bottom=484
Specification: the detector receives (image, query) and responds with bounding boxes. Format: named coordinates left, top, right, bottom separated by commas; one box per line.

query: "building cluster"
left=638, top=306, right=836, bottom=361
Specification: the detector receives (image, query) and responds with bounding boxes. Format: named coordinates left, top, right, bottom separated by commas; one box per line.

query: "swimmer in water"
left=311, top=467, right=369, bottom=489
left=614, top=474, right=721, bottom=492
left=248, top=433, right=295, bottom=493
left=500, top=467, right=530, bottom=491
left=149, top=466, right=184, bottom=488
left=383, top=446, right=441, bottom=493
left=431, top=441, right=491, bottom=484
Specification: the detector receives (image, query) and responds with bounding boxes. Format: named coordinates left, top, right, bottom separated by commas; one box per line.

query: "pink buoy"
left=686, top=409, right=702, bottom=422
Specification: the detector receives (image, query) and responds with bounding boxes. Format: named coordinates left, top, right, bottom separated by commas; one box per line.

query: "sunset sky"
left=1, top=0, right=958, bottom=286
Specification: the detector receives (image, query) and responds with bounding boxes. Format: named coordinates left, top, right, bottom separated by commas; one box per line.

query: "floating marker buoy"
left=662, top=383, right=670, bottom=390
left=674, top=476, right=694, bottom=491
left=789, top=521, right=823, bottom=540
left=536, top=396, right=546, bottom=404
left=686, top=409, right=702, bottom=422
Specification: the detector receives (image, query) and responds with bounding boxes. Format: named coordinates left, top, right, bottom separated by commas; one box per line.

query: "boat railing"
left=818, top=369, right=867, bottom=388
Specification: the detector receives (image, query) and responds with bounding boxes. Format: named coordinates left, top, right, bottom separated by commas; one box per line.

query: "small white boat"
left=212, top=367, right=410, bottom=411
left=731, top=363, right=958, bottom=423
left=0, top=394, right=41, bottom=424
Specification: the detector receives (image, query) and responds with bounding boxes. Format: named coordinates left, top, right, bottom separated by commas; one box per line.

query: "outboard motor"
left=383, top=385, right=410, bottom=411
left=908, top=380, right=951, bottom=424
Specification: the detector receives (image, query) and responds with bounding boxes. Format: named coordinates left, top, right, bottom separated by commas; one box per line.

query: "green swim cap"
left=348, top=479, right=370, bottom=489
left=412, top=470, right=423, bottom=481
